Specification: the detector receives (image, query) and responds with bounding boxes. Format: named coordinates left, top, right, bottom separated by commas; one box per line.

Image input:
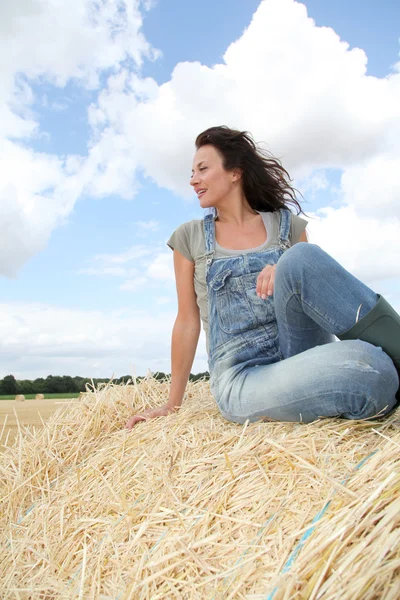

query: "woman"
left=126, top=126, right=399, bottom=429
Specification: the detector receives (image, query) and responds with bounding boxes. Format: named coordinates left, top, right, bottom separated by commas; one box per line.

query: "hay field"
left=1, top=378, right=400, bottom=599
left=0, top=398, right=76, bottom=450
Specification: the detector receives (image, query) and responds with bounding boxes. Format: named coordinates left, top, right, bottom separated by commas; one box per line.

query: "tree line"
left=0, top=372, right=210, bottom=395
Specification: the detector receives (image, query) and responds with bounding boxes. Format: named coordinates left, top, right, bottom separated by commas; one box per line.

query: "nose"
left=190, top=171, right=199, bottom=187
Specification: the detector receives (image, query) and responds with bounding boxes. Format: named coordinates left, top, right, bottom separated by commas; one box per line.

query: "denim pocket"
left=211, top=269, right=275, bottom=334
left=241, top=273, right=276, bottom=326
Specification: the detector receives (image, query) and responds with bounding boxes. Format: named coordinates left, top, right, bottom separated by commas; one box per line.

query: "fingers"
left=267, top=265, right=276, bottom=297
left=258, top=274, right=270, bottom=299
left=256, top=264, right=276, bottom=299
left=125, top=414, right=147, bottom=430
left=256, top=271, right=267, bottom=297
left=125, top=405, right=175, bottom=430
left=125, top=406, right=170, bottom=430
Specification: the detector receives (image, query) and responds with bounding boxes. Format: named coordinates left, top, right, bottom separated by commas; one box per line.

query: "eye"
left=199, top=167, right=207, bottom=171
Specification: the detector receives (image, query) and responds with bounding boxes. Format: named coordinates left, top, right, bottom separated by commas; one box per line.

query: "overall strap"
left=277, top=208, right=291, bottom=250
left=203, top=208, right=217, bottom=274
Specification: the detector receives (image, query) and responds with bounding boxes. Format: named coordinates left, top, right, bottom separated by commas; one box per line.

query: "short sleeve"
left=167, top=222, right=194, bottom=262
left=290, top=213, right=308, bottom=245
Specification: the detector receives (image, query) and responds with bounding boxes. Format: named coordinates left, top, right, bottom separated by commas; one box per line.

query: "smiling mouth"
left=197, top=190, right=207, bottom=198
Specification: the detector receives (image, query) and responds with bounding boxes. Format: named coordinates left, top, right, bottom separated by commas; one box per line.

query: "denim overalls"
left=202, top=209, right=398, bottom=423
left=204, top=209, right=290, bottom=414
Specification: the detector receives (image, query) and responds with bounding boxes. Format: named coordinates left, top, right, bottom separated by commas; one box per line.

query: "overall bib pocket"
left=241, top=272, right=276, bottom=326
left=210, top=269, right=275, bottom=334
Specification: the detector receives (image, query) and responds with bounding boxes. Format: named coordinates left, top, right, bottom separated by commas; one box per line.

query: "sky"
left=0, top=0, right=399, bottom=380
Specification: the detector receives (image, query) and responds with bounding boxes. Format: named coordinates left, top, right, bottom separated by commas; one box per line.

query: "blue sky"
left=1, top=0, right=399, bottom=379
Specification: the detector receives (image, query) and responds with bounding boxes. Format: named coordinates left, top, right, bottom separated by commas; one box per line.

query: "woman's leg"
left=274, top=243, right=379, bottom=358
left=273, top=242, right=400, bottom=399
left=216, top=243, right=398, bottom=424
left=218, top=340, right=398, bottom=424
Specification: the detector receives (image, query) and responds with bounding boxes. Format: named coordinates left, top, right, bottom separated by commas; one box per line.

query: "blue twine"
left=5, top=433, right=379, bottom=599
left=114, top=507, right=206, bottom=599
left=3, top=458, right=89, bottom=553
left=265, top=450, right=378, bottom=600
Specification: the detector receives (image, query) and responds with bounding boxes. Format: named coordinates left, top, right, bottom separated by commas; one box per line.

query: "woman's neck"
left=215, top=194, right=257, bottom=226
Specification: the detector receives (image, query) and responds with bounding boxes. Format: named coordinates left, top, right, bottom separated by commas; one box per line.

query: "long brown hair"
left=195, top=125, right=303, bottom=214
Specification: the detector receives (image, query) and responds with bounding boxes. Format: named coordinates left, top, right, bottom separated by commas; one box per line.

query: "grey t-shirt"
left=167, top=211, right=307, bottom=352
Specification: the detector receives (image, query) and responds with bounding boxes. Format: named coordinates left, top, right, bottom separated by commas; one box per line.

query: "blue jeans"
left=210, top=243, right=398, bottom=424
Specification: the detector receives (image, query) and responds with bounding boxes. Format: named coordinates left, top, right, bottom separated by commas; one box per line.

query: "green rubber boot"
left=338, top=295, right=400, bottom=400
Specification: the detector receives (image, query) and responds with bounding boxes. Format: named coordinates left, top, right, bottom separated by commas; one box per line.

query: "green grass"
left=0, top=392, right=79, bottom=401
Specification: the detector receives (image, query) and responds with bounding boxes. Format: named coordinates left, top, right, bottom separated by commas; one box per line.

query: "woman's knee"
left=338, top=340, right=398, bottom=415
left=276, top=242, right=321, bottom=279
left=340, top=339, right=395, bottom=375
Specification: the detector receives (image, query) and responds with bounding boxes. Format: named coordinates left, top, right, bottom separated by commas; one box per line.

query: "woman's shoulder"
left=167, top=219, right=205, bottom=261
left=258, top=209, right=308, bottom=244
left=258, top=208, right=306, bottom=222
left=289, top=212, right=308, bottom=243
left=177, top=218, right=204, bottom=233
left=170, top=218, right=205, bottom=243
left=289, top=211, right=308, bottom=226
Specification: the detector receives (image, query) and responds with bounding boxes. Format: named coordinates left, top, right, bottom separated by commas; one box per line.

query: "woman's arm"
left=126, top=250, right=200, bottom=429
left=167, top=250, right=201, bottom=408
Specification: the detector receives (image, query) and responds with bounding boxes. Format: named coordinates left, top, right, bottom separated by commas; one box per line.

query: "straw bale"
left=14, top=394, right=25, bottom=402
left=35, top=393, right=45, bottom=400
left=1, top=378, right=400, bottom=599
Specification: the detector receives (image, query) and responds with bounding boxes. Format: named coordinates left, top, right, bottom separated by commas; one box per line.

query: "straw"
left=1, top=377, right=400, bottom=599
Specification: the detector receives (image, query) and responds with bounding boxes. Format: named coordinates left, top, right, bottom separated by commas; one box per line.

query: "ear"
left=232, top=168, right=243, bottom=182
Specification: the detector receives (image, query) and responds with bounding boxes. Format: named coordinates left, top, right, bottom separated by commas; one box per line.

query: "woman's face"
left=190, top=144, right=238, bottom=209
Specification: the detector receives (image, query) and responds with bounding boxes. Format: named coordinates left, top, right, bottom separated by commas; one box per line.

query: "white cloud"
left=93, top=245, right=156, bottom=265
left=2, top=0, right=400, bottom=279
left=0, top=0, right=155, bottom=277
left=307, top=206, right=400, bottom=284
left=0, top=302, right=209, bottom=379
left=298, top=170, right=330, bottom=199
left=80, top=246, right=175, bottom=291
left=146, top=253, right=175, bottom=282
left=135, top=220, right=160, bottom=231
left=0, top=0, right=156, bottom=97
left=78, top=267, right=131, bottom=278
left=119, top=276, right=148, bottom=291
left=340, top=154, right=400, bottom=218
left=78, top=0, right=400, bottom=287
left=50, top=101, right=69, bottom=112
left=84, top=0, right=400, bottom=199
left=0, top=140, right=75, bottom=277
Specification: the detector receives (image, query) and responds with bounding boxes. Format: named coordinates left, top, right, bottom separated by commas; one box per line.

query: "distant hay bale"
left=1, top=379, right=400, bottom=598
left=14, top=394, right=25, bottom=402
left=35, top=393, right=45, bottom=400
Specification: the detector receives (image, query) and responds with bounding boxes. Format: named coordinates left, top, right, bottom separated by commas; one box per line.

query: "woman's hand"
left=125, top=404, right=176, bottom=430
left=256, top=264, right=277, bottom=299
